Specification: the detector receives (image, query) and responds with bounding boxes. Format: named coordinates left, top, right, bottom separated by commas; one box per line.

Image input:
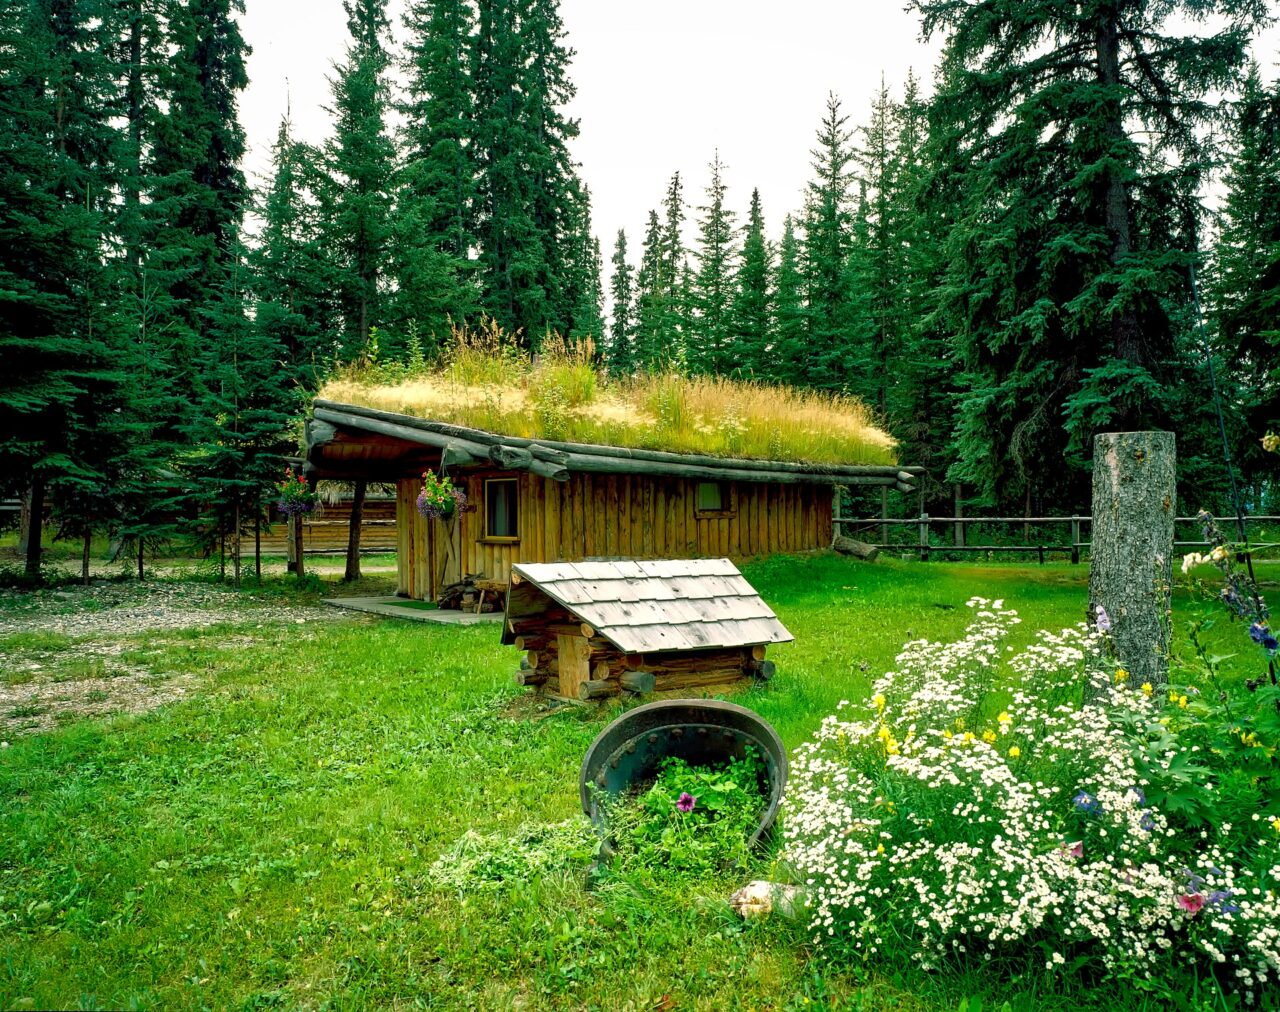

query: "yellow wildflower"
left=1178, top=695, right=1188, bottom=709
left=876, top=843, right=886, bottom=856
left=873, top=693, right=886, bottom=711
left=962, top=731, right=976, bottom=743
left=1240, top=731, right=1259, bottom=748
left=997, top=711, right=1012, bottom=725
left=877, top=724, right=891, bottom=742
left=982, top=729, right=998, bottom=744
left=1115, top=668, right=1129, bottom=683
left=1140, top=682, right=1154, bottom=697
left=942, top=729, right=953, bottom=740
left=1264, top=432, right=1280, bottom=453
left=1271, top=817, right=1280, bottom=835
left=1008, top=746, right=1021, bottom=759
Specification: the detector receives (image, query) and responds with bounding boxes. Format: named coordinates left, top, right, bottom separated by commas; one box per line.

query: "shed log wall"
left=395, top=472, right=833, bottom=601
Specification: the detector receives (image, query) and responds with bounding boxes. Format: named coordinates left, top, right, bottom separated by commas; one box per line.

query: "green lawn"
left=0, top=554, right=1259, bottom=1010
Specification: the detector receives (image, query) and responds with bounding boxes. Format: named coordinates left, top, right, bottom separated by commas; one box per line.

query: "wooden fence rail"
left=833, top=514, right=1280, bottom=564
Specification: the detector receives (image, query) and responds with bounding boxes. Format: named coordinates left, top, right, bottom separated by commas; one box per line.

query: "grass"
left=321, top=324, right=896, bottom=466
left=0, top=554, right=1264, bottom=1010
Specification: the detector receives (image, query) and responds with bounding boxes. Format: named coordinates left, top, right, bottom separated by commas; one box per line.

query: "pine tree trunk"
left=82, top=528, right=91, bottom=586
left=18, top=490, right=30, bottom=555
left=137, top=535, right=145, bottom=581
left=254, top=507, right=261, bottom=582
left=1088, top=431, right=1175, bottom=699
left=1095, top=11, right=1144, bottom=390
left=232, top=500, right=241, bottom=588
left=24, top=477, right=44, bottom=580
left=344, top=480, right=366, bottom=582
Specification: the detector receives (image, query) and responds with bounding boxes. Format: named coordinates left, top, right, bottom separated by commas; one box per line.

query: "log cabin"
left=304, top=398, right=920, bottom=604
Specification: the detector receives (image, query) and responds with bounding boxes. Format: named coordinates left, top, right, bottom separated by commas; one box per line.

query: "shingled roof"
left=502, top=558, right=794, bottom=654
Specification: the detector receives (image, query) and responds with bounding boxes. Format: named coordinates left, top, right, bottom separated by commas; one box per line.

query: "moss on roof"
left=320, top=338, right=895, bottom=468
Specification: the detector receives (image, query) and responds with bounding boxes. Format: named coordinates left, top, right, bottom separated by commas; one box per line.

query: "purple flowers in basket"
left=417, top=469, right=467, bottom=520
left=275, top=467, right=317, bottom=517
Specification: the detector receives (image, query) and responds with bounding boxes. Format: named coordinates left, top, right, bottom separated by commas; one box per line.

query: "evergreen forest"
left=4, top=0, right=1280, bottom=578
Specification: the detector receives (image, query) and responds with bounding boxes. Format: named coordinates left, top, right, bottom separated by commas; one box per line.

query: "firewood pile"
left=437, top=573, right=497, bottom=612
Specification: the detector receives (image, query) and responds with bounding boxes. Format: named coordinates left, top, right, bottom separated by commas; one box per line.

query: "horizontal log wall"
left=397, top=472, right=834, bottom=601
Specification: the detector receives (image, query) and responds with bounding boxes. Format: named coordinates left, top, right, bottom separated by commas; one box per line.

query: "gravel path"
left=1, top=580, right=355, bottom=739
left=0, top=581, right=347, bottom=638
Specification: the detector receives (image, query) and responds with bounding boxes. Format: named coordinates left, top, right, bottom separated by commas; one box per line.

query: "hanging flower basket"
left=417, top=469, right=467, bottom=520
left=275, top=467, right=318, bottom=518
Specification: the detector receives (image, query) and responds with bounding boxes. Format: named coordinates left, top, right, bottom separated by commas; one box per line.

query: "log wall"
left=243, top=499, right=397, bottom=557
left=396, top=472, right=834, bottom=601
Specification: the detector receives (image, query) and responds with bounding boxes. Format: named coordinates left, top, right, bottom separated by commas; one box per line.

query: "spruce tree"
left=633, top=209, right=667, bottom=370
left=608, top=229, right=635, bottom=374
left=1212, top=65, right=1280, bottom=485
left=802, top=93, right=856, bottom=390
left=146, top=0, right=250, bottom=407
left=915, top=0, right=1265, bottom=506
left=252, top=117, right=338, bottom=390
left=0, top=0, right=124, bottom=577
left=397, top=0, right=477, bottom=345
left=850, top=77, right=902, bottom=418
left=730, top=188, right=773, bottom=379
left=323, top=0, right=395, bottom=358
left=772, top=214, right=808, bottom=386
left=692, top=152, right=739, bottom=375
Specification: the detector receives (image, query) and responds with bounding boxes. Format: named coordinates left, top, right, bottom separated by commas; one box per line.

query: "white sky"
left=239, top=1, right=1280, bottom=284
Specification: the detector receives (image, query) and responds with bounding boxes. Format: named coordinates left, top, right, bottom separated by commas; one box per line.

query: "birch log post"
left=1088, top=431, right=1175, bottom=699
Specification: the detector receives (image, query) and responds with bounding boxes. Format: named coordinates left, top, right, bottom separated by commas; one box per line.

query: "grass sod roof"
left=318, top=344, right=900, bottom=472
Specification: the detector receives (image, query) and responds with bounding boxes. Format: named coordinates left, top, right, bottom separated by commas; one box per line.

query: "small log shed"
left=503, top=558, right=794, bottom=702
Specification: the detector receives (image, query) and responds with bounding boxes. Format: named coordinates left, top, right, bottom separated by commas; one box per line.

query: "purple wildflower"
left=1209, top=890, right=1240, bottom=915
left=676, top=792, right=696, bottom=813
left=1073, top=790, right=1102, bottom=816
left=1094, top=604, right=1112, bottom=633
left=1138, top=812, right=1155, bottom=833
left=1249, top=622, right=1279, bottom=652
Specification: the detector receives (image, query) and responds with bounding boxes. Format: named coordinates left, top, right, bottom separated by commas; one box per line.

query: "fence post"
left=880, top=487, right=888, bottom=547
left=954, top=484, right=964, bottom=547
left=1071, top=516, right=1081, bottom=565
left=918, top=513, right=930, bottom=562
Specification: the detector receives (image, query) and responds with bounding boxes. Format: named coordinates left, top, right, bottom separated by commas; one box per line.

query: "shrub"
left=783, top=599, right=1280, bottom=999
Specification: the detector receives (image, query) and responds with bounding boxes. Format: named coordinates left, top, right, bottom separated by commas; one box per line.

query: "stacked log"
left=511, top=629, right=772, bottom=702
left=438, top=573, right=499, bottom=611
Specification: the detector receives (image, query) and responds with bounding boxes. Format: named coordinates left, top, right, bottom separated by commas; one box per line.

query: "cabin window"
left=484, top=478, right=519, bottom=540
left=695, top=481, right=735, bottom=517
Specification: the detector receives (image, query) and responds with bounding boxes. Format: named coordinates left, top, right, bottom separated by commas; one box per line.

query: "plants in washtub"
left=782, top=597, right=1279, bottom=1001
left=416, top=469, right=467, bottom=520
left=275, top=466, right=318, bottom=517
left=593, top=749, right=768, bottom=881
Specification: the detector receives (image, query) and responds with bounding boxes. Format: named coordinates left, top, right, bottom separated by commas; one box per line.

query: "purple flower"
left=676, top=792, right=696, bottom=813
left=1208, top=890, right=1240, bottom=915
left=1073, top=790, right=1102, bottom=816
left=1138, top=812, right=1155, bottom=833
left=1249, top=622, right=1279, bottom=652
left=1094, top=604, right=1112, bottom=633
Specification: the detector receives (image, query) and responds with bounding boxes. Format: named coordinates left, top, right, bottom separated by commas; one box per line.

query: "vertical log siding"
left=395, top=472, right=834, bottom=600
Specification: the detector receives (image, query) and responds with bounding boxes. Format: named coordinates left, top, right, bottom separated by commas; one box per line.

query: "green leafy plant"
left=598, top=750, right=767, bottom=880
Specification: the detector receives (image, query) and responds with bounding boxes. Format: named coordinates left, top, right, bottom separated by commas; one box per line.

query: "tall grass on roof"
left=321, top=323, right=896, bottom=466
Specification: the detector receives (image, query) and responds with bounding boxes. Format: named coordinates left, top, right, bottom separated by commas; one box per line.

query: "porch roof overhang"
left=305, top=399, right=921, bottom=490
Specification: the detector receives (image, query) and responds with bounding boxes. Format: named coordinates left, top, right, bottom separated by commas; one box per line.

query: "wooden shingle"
left=506, top=558, right=793, bottom=654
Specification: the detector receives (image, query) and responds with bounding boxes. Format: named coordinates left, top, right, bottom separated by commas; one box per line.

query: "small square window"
left=485, top=478, right=519, bottom=540
left=697, top=482, right=724, bottom=511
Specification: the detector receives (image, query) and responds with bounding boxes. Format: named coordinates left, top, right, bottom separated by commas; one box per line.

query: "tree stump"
left=1088, top=431, right=1175, bottom=697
